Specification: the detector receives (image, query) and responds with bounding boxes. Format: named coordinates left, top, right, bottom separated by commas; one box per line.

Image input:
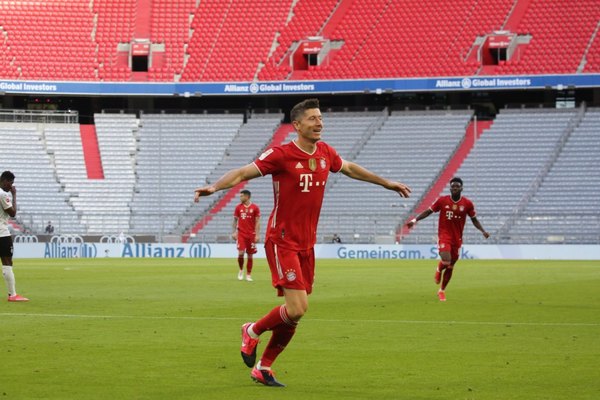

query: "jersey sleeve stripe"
left=252, top=161, right=265, bottom=176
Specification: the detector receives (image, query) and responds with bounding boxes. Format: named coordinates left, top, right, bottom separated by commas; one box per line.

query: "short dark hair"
left=240, top=189, right=251, bottom=197
left=450, top=177, right=463, bottom=186
left=290, top=98, right=320, bottom=122
left=0, top=171, right=15, bottom=181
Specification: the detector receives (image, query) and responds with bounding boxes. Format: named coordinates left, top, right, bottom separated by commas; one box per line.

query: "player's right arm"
left=194, top=164, right=261, bottom=202
left=407, top=208, right=433, bottom=228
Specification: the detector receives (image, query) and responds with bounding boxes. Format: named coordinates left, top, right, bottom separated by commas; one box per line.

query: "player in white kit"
left=1, top=171, right=29, bottom=302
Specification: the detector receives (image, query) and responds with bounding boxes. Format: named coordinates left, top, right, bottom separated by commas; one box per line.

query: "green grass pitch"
left=1, top=258, right=599, bottom=400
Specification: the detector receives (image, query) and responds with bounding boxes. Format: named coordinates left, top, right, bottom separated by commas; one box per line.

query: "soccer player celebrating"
left=195, top=98, right=411, bottom=387
left=232, top=189, right=260, bottom=281
left=1, top=171, right=28, bottom=302
left=407, top=177, right=489, bottom=301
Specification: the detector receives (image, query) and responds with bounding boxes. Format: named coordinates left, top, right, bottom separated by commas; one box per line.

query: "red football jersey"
left=430, top=195, right=476, bottom=245
left=253, top=140, right=343, bottom=251
left=234, top=202, right=260, bottom=236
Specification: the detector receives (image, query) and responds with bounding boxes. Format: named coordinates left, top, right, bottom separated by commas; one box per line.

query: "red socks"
left=253, top=305, right=296, bottom=335
left=238, top=255, right=252, bottom=274
left=260, top=322, right=297, bottom=368
left=247, top=255, right=253, bottom=274
left=253, top=305, right=298, bottom=368
left=441, top=267, right=453, bottom=290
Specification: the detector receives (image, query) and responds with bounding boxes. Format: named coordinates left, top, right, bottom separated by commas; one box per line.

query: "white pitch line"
left=1, top=312, right=599, bottom=327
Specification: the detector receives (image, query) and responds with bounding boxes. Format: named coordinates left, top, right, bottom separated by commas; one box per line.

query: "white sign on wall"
left=13, top=243, right=600, bottom=260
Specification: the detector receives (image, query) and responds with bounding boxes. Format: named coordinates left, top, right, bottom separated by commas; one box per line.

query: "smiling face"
left=293, top=107, right=323, bottom=144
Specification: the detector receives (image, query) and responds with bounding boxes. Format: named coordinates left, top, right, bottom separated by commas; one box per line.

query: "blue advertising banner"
left=1, top=74, right=599, bottom=96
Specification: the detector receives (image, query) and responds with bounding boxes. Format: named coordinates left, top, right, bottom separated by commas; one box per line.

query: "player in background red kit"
left=407, top=177, right=489, bottom=301
left=232, top=189, right=260, bottom=282
left=194, top=98, right=411, bottom=387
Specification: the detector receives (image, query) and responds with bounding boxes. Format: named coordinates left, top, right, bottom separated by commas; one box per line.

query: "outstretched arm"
left=340, top=160, right=411, bottom=198
left=471, top=216, right=490, bottom=239
left=194, top=163, right=261, bottom=202
left=407, top=209, right=433, bottom=228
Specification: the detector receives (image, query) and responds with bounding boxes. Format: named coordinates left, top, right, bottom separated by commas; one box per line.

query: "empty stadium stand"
left=402, top=107, right=581, bottom=245
left=0, top=121, right=83, bottom=234
left=507, top=107, right=600, bottom=243
left=2, top=107, right=598, bottom=244
left=130, top=113, right=243, bottom=236
left=44, top=114, right=137, bottom=234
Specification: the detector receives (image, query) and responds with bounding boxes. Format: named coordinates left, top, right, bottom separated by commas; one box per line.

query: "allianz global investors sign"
left=223, top=83, right=316, bottom=94
left=0, top=81, right=58, bottom=92
left=435, top=77, right=532, bottom=89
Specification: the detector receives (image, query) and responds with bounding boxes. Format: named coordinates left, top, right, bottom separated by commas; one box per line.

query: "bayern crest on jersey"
left=320, top=158, right=326, bottom=169
left=285, top=270, right=297, bottom=282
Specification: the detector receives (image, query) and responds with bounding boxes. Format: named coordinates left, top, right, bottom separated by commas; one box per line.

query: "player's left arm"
left=340, top=160, right=411, bottom=198
left=470, top=216, right=490, bottom=239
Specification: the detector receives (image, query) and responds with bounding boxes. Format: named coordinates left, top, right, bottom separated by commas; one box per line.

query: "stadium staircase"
left=581, top=19, right=600, bottom=73
left=133, top=0, right=151, bottom=37
left=501, top=0, right=532, bottom=32
left=79, top=125, right=105, bottom=179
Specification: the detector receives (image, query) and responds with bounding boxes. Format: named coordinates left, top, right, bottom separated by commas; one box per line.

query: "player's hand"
left=9, top=186, right=16, bottom=196
left=254, top=235, right=260, bottom=243
left=482, top=231, right=490, bottom=239
left=232, top=232, right=237, bottom=240
left=387, top=181, right=411, bottom=198
left=407, top=218, right=417, bottom=229
left=194, top=185, right=216, bottom=202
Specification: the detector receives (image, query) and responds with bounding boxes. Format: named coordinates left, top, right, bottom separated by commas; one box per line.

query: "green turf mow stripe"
left=2, top=312, right=598, bottom=327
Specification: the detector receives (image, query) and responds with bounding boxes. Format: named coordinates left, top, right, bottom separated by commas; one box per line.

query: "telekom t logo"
left=299, top=174, right=313, bottom=192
